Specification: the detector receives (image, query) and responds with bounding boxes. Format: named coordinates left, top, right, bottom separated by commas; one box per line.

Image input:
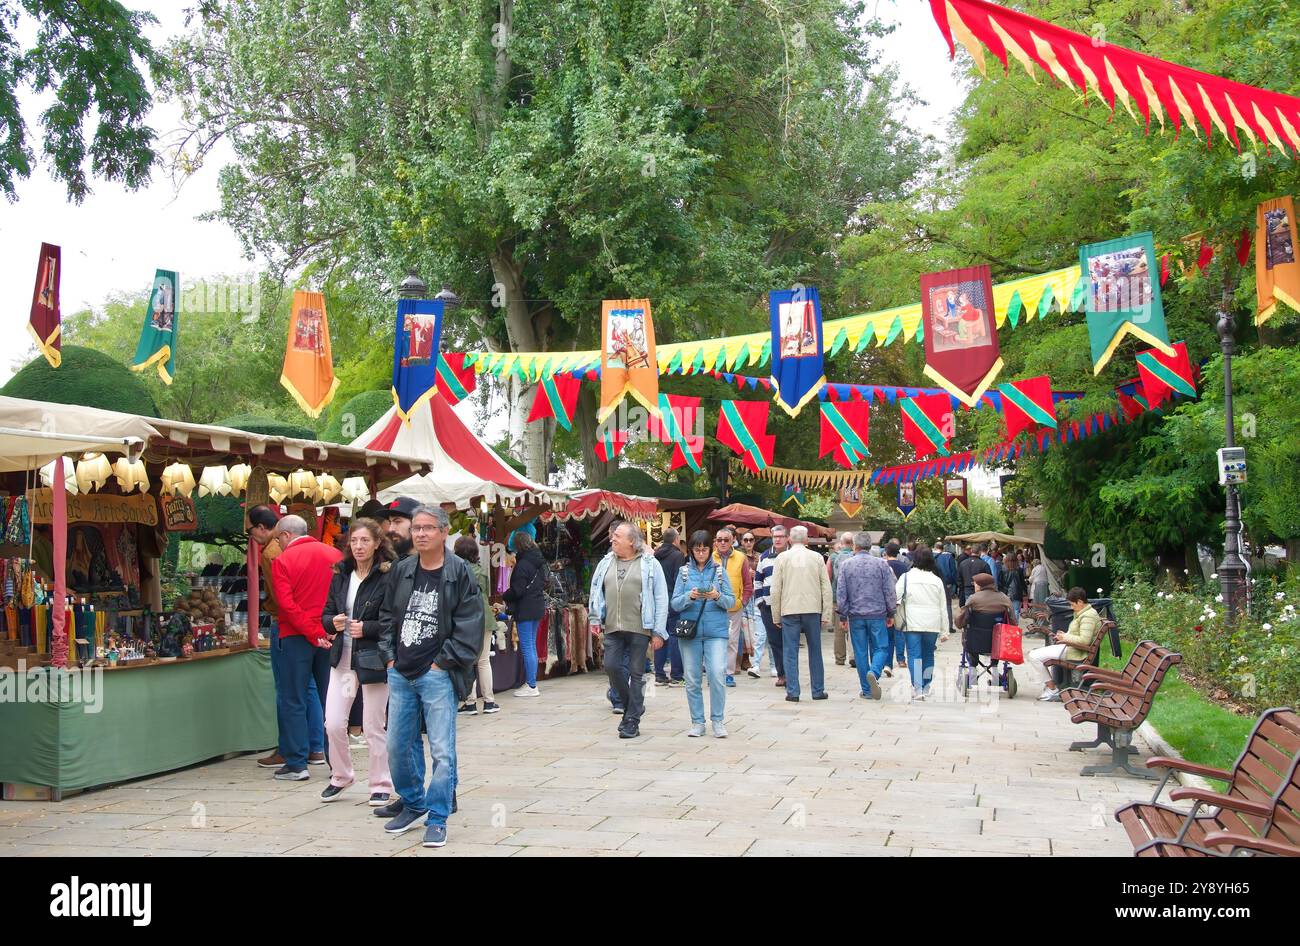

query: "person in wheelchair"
left=1026, top=586, right=1103, bottom=703
left=954, top=573, right=1014, bottom=684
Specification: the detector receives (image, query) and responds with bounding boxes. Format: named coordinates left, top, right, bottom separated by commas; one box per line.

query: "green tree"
left=0, top=0, right=163, bottom=201
left=169, top=0, right=929, bottom=483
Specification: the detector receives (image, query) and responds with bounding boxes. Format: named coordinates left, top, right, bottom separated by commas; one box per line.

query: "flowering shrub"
left=1111, top=571, right=1300, bottom=713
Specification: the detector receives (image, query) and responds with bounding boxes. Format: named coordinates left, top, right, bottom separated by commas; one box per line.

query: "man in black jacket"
left=653, top=529, right=686, bottom=686
left=375, top=505, right=483, bottom=849
left=956, top=545, right=992, bottom=606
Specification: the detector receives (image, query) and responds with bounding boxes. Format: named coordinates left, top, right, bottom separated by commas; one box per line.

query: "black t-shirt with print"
left=396, top=566, right=443, bottom=680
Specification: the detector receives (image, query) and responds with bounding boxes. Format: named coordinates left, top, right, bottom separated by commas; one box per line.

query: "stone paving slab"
left=0, top=634, right=1149, bottom=856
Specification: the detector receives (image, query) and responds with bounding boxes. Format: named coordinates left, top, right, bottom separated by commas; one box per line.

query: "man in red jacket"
left=271, top=514, right=344, bottom=780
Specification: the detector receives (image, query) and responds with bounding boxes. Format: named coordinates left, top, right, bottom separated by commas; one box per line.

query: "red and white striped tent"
left=352, top=393, right=568, bottom=510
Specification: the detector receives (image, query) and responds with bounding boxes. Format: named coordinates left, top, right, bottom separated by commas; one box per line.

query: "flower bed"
left=1110, top=572, right=1300, bottom=714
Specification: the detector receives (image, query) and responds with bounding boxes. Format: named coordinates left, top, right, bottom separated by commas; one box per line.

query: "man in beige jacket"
left=770, top=526, right=834, bottom=702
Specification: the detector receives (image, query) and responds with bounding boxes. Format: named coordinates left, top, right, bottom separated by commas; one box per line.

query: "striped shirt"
left=753, top=549, right=778, bottom=607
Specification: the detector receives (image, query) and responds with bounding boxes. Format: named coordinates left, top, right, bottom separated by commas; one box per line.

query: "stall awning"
left=0, top=397, right=156, bottom=471
left=945, top=531, right=1039, bottom=546
left=356, top=393, right=569, bottom=510
left=542, top=489, right=659, bottom=522
left=708, top=502, right=836, bottom=539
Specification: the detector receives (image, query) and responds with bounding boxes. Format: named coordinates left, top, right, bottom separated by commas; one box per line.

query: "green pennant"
left=759, top=337, right=771, bottom=365
left=691, top=347, right=706, bottom=372
left=734, top=342, right=751, bottom=368
left=1037, top=285, right=1056, bottom=320
left=667, top=350, right=683, bottom=374
left=883, top=315, right=903, bottom=347
left=827, top=328, right=847, bottom=358
left=1006, top=291, right=1023, bottom=328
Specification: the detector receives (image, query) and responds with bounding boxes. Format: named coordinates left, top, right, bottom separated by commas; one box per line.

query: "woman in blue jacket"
left=671, top=530, right=736, bottom=738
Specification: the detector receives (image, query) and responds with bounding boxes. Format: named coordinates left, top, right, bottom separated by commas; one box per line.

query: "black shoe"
left=452, top=791, right=458, bottom=815
left=373, top=800, right=404, bottom=819
left=481, top=702, right=501, bottom=714
left=273, top=765, right=309, bottom=781
left=368, top=793, right=391, bottom=807
left=618, top=723, right=640, bottom=739
left=457, top=702, right=478, bottom=715
left=812, top=692, right=829, bottom=701
left=384, top=807, right=425, bottom=835
left=654, top=677, right=670, bottom=686
left=849, top=658, right=857, bottom=668
left=320, top=783, right=347, bottom=802
left=785, top=695, right=800, bottom=702
left=612, top=706, right=625, bottom=715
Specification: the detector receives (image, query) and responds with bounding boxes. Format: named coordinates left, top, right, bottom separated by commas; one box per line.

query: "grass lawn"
left=1097, top=644, right=1256, bottom=786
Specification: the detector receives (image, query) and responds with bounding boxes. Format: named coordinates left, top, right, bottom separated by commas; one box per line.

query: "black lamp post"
left=434, top=283, right=462, bottom=311
left=1215, top=300, right=1247, bottom=625
left=397, top=270, right=427, bottom=300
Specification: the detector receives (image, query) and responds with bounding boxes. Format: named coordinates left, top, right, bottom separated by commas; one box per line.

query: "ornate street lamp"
left=397, top=270, right=427, bottom=300
left=1215, top=300, right=1248, bottom=625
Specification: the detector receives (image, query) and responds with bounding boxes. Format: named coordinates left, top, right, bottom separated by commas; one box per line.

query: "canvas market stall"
left=0, top=396, right=430, bottom=798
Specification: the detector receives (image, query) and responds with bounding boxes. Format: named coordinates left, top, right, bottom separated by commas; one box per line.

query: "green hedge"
left=1, top=345, right=160, bottom=416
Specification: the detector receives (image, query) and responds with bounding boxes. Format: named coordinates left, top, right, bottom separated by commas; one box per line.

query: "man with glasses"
left=377, top=505, right=485, bottom=848
left=713, top=528, right=754, bottom=687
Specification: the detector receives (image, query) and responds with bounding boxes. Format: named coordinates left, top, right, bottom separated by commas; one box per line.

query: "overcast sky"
left=0, top=1, right=965, bottom=390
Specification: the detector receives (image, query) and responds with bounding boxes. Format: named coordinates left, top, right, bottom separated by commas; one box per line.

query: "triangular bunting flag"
left=1136, top=341, right=1197, bottom=407
left=818, top=401, right=870, bottom=470
left=716, top=400, right=775, bottom=474
left=997, top=375, right=1057, bottom=441
left=527, top=372, right=580, bottom=431
left=648, top=393, right=704, bottom=473
left=434, top=353, right=477, bottom=407
left=899, top=393, right=953, bottom=461
left=594, top=424, right=627, bottom=463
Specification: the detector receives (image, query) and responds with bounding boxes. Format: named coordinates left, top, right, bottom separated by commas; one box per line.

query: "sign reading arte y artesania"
left=27, top=489, right=159, bottom=527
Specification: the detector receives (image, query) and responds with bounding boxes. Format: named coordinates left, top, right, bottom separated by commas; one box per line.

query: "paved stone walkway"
left=0, top=635, right=1149, bottom=856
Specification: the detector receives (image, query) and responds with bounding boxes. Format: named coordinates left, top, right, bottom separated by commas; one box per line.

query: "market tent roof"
left=355, top=393, right=568, bottom=510
left=542, top=489, right=659, bottom=522
left=0, top=395, right=431, bottom=487
left=945, top=531, right=1039, bottom=546
left=708, top=502, right=836, bottom=538
left=0, top=396, right=156, bottom=471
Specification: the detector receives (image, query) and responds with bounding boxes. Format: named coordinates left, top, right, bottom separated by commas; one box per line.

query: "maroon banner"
left=921, top=264, right=1003, bottom=407
left=29, top=242, right=62, bottom=368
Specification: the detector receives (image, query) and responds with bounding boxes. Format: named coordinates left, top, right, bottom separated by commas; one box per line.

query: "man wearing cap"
left=249, top=505, right=326, bottom=770
left=383, top=496, right=419, bottom=557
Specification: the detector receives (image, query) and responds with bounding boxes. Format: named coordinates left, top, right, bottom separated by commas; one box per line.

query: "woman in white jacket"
left=893, top=547, right=951, bottom=700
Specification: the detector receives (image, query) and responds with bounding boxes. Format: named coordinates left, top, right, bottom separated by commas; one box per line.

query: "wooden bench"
left=1060, top=644, right=1181, bottom=778
left=1041, top=619, right=1114, bottom=689
left=1114, top=707, right=1300, bottom=856
left=1025, top=604, right=1053, bottom=647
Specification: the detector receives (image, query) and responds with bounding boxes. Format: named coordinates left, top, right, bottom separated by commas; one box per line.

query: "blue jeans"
left=747, top=601, right=768, bottom=671
left=277, top=634, right=330, bottom=768
left=654, top=615, right=684, bottom=681
left=848, top=617, right=890, bottom=695
left=905, top=631, right=939, bottom=693
left=679, top=636, right=727, bottom=724
left=759, top=605, right=783, bottom=679
left=387, top=667, right=457, bottom=826
left=889, top=627, right=909, bottom=665
left=781, top=613, right=824, bottom=699
left=517, top=618, right=539, bottom=688
left=269, top=622, right=324, bottom=755
left=1009, top=600, right=1021, bottom=624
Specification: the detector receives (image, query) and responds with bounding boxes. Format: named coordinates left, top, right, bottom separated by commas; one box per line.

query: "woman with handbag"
left=320, top=518, right=395, bottom=805
left=892, top=547, right=950, bottom=701
left=670, top=530, right=736, bottom=737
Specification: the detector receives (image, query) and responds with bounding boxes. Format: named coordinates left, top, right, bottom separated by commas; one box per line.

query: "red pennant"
left=1136, top=341, right=1196, bottom=408
left=1160, top=254, right=1170, bottom=287
left=647, top=394, right=705, bottom=472
left=1235, top=229, right=1252, bottom=268
left=900, top=392, right=953, bottom=461
left=818, top=401, right=870, bottom=469
left=435, top=352, right=477, bottom=406
left=716, top=400, right=775, bottom=474
left=999, top=375, right=1056, bottom=441
left=526, top=372, right=580, bottom=427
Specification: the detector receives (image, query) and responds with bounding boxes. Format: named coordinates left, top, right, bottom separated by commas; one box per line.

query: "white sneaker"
left=513, top=685, right=540, bottom=698
left=687, top=723, right=705, bottom=737
left=1038, top=688, right=1061, bottom=702
left=711, top=721, right=728, bottom=738
left=769, top=667, right=778, bottom=678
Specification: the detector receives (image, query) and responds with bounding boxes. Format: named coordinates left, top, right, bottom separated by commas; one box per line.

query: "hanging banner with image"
left=782, top=482, right=805, bottom=509
left=131, top=268, right=179, bottom=384
left=768, top=287, right=826, bottom=417
left=921, top=264, right=1003, bottom=406
left=392, top=297, right=444, bottom=421
left=838, top=484, right=864, bottom=519
left=280, top=290, right=339, bottom=418
left=1080, top=232, right=1173, bottom=374
left=598, top=298, right=659, bottom=422
left=1255, top=196, right=1300, bottom=325
left=29, top=242, right=62, bottom=368
left=896, top=481, right=917, bottom=521
left=944, top=476, right=968, bottom=512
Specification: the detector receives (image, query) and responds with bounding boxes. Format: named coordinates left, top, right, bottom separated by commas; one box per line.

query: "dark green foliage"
left=215, top=413, right=316, bottom=440
left=317, top=390, right=392, bottom=444
left=1, top=344, right=159, bottom=415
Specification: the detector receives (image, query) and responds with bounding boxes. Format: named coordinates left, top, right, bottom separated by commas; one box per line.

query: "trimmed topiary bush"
left=215, top=413, right=317, bottom=440
left=1, top=345, right=160, bottom=416
left=317, top=390, right=392, bottom=443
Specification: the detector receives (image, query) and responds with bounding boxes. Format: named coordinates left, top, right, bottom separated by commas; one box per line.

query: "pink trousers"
left=324, top=665, right=392, bottom=792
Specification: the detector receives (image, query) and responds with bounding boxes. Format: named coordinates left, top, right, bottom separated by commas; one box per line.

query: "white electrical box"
left=1217, top=447, right=1247, bottom=486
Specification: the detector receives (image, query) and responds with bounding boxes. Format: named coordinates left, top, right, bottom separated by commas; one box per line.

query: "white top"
left=342, top=569, right=363, bottom=660
left=895, top=568, right=951, bottom=634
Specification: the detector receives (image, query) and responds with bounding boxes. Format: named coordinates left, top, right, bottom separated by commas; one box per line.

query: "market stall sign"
left=27, top=488, right=159, bottom=527
left=160, top=494, right=198, bottom=532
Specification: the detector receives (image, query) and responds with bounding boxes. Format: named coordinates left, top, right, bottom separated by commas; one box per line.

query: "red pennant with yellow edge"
left=281, top=290, right=339, bottom=418
left=1255, top=196, right=1300, bottom=325
left=920, top=264, right=1003, bottom=406
left=598, top=298, right=659, bottom=422
left=29, top=242, right=62, bottom=368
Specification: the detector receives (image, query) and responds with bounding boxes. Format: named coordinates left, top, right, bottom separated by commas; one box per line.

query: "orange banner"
left=598, top=298, right=659, bottom=422
left=1256, top=196, right=1300, bottom=325
left=281, top=290, right=339, bottom=418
